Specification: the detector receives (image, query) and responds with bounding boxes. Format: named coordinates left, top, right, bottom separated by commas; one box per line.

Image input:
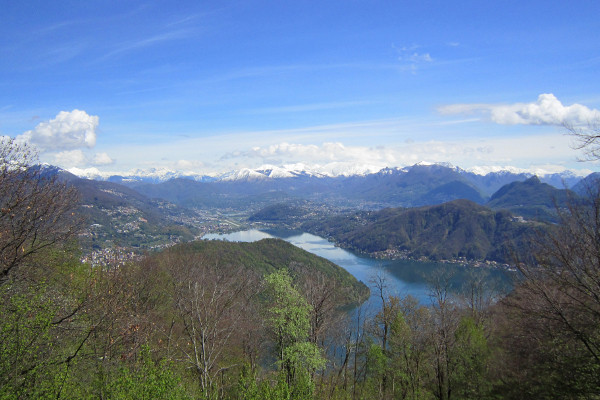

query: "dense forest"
left=2, top=138, right=600, bottom=399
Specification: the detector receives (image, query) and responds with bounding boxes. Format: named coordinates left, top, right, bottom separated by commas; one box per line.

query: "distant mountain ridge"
left=39, top=164, right=593, bottom=264
left=121, top=163, right=589, bottom=211
left=69, top=162, right=585, bottom=190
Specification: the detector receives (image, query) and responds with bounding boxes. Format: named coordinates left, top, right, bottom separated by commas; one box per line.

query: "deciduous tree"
left=264, top=269, right=325, bottom=396
left=0, top=138, right=80, bottom=283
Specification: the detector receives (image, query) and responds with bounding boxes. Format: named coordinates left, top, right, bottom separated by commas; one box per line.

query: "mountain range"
left=72, top=162, right=583, bottom=190
left=44, top=162, right=593, bottom=258
left=123, top=163, right=584, bottom=211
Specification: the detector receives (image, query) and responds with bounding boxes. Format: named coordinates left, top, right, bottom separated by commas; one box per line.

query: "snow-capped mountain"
left=54, top=162, right=598, bottom=213
left=220, top=168, right=271, bottom=181
left=218, top=163, right=384, bottom=181
left=66, top=167, right=217, bottom=184
left=66, top=162, right=592, bottom=190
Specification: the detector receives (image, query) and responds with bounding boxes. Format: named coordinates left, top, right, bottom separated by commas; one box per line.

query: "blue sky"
left=1, top=0, right=600, bottom=177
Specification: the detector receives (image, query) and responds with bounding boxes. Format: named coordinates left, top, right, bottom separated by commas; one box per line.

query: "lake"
left=203, top=229, right=512, bottom=310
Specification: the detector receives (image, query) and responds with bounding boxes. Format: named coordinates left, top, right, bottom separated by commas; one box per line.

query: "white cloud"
left=224, top=142, right=399, bottom=167
left=52, top=150, right=113, bottom=168
left=18, top=109, right=99, bottom=151
left=93, top=152, right=114, bottom=165
left=394, top=44, right=433, bottom=73
left=217, top=130, right=587, bottom=175
left=54, top=149, right=87, bottom=167
left=439, top=93, right=600, bottom=126
left=409, top=53, right=432, bottom=63
left=175, top=159, right=204, bottom=170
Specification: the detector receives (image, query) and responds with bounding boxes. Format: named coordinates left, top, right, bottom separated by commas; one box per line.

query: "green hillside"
left=58, top=171, right=201, bottom=251
left=486, top=176, right=578, bottom=222
left=304, top=199, right=543, bottom=263
left=155, top=238, right=370, bottom=305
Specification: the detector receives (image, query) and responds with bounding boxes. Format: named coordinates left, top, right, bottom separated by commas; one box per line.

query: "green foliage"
left=236, top=365, right=262, bottom=400
left=264, top=269, right=325, bottom=398
left=365, top=342, right=386, bottom=381
left=0, top=285, right=55, bottom=398
left=283, top=342, right=327, bottom=374
left=105, top=346, right=189, bottom=400
left=265, top=269, right=312, bottom=350
left=236, top=361, right=317, bottom=400
left=451, top=317, right=493, bottom=399
left=168, top=238, right=368, bottom=305
left=0, top=282, right=83, bottom=400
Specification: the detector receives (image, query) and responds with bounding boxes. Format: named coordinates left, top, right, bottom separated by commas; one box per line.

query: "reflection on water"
left=203, top=229, right=512, bottom=308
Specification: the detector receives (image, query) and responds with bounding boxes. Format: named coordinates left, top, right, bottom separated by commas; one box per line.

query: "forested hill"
left=156, top=238, right=369, bottom=305
left=486, top=176, right=578, bottom=222
left=302, top=199, right=544, bottom=263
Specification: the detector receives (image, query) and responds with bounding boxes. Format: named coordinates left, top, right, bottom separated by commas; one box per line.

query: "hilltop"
left=154, top=238, right=370, bottom=306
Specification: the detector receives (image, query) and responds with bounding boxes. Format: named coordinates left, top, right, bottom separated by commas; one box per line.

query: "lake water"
left=203, top=229, right=512, bottom=310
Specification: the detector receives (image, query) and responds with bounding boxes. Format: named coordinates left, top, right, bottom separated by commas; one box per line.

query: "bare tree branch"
left=565, top=119, right=600, bottom=161
left=0, top=138, right=82, bottom=284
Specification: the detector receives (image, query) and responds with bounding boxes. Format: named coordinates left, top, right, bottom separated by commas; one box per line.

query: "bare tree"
left=370, top=268, right=395, bottom=353
left=494, top=183, right=600, bottom=397
left=566, top=120, right=600, bottom=161
left=458, top=270, right=503, bottom=326
left=0, top=138, right=80, bottom=283
left=167, top=250, right=258, bottom=396
left=291, top=264, right=342, bottom=348
left=428, top=270, right=459, bottom=400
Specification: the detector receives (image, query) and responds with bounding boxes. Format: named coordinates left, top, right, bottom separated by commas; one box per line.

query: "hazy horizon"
left=2, top=1, right=599, bottom=177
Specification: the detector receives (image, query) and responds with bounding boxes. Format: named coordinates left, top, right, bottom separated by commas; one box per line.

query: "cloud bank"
left=18, top=109, right=99, bottom=151
left=222, top=142, right=398, bottom=166
left=54, top=150, right=114, bottom=168
left=217, top=131, right=584, bottom=176
left=439, top=93, right=600, bottom=126
left=93, top=152, right=114, bottom=165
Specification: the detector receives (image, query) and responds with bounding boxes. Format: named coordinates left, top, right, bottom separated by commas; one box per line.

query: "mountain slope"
left=132, top=164, right=490, bottom=210
left=54, top=170, right=201, bottom=250
left=157, top=238, right=370, bottom=305
left=486, top=176, right=578, bottom=222
left=417, top=180, right=486, bottom=205
left=70, top=163, right=589, bottom=212
left=303, top=199, right=541, bottom=263
left=571, top=172, right=600, bottom=196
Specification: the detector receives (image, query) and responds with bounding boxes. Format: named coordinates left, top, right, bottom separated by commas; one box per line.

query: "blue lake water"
left=203, top=229, right=512, bottom=310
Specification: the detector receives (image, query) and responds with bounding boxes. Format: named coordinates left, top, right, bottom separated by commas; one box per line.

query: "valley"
left=5, top=3, right=600, bottom=397
left=4, top=155, right=600, bottom=399
left=72, top=163, right=584, bottom=270
left=5, top=160, right=591, bottom=398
